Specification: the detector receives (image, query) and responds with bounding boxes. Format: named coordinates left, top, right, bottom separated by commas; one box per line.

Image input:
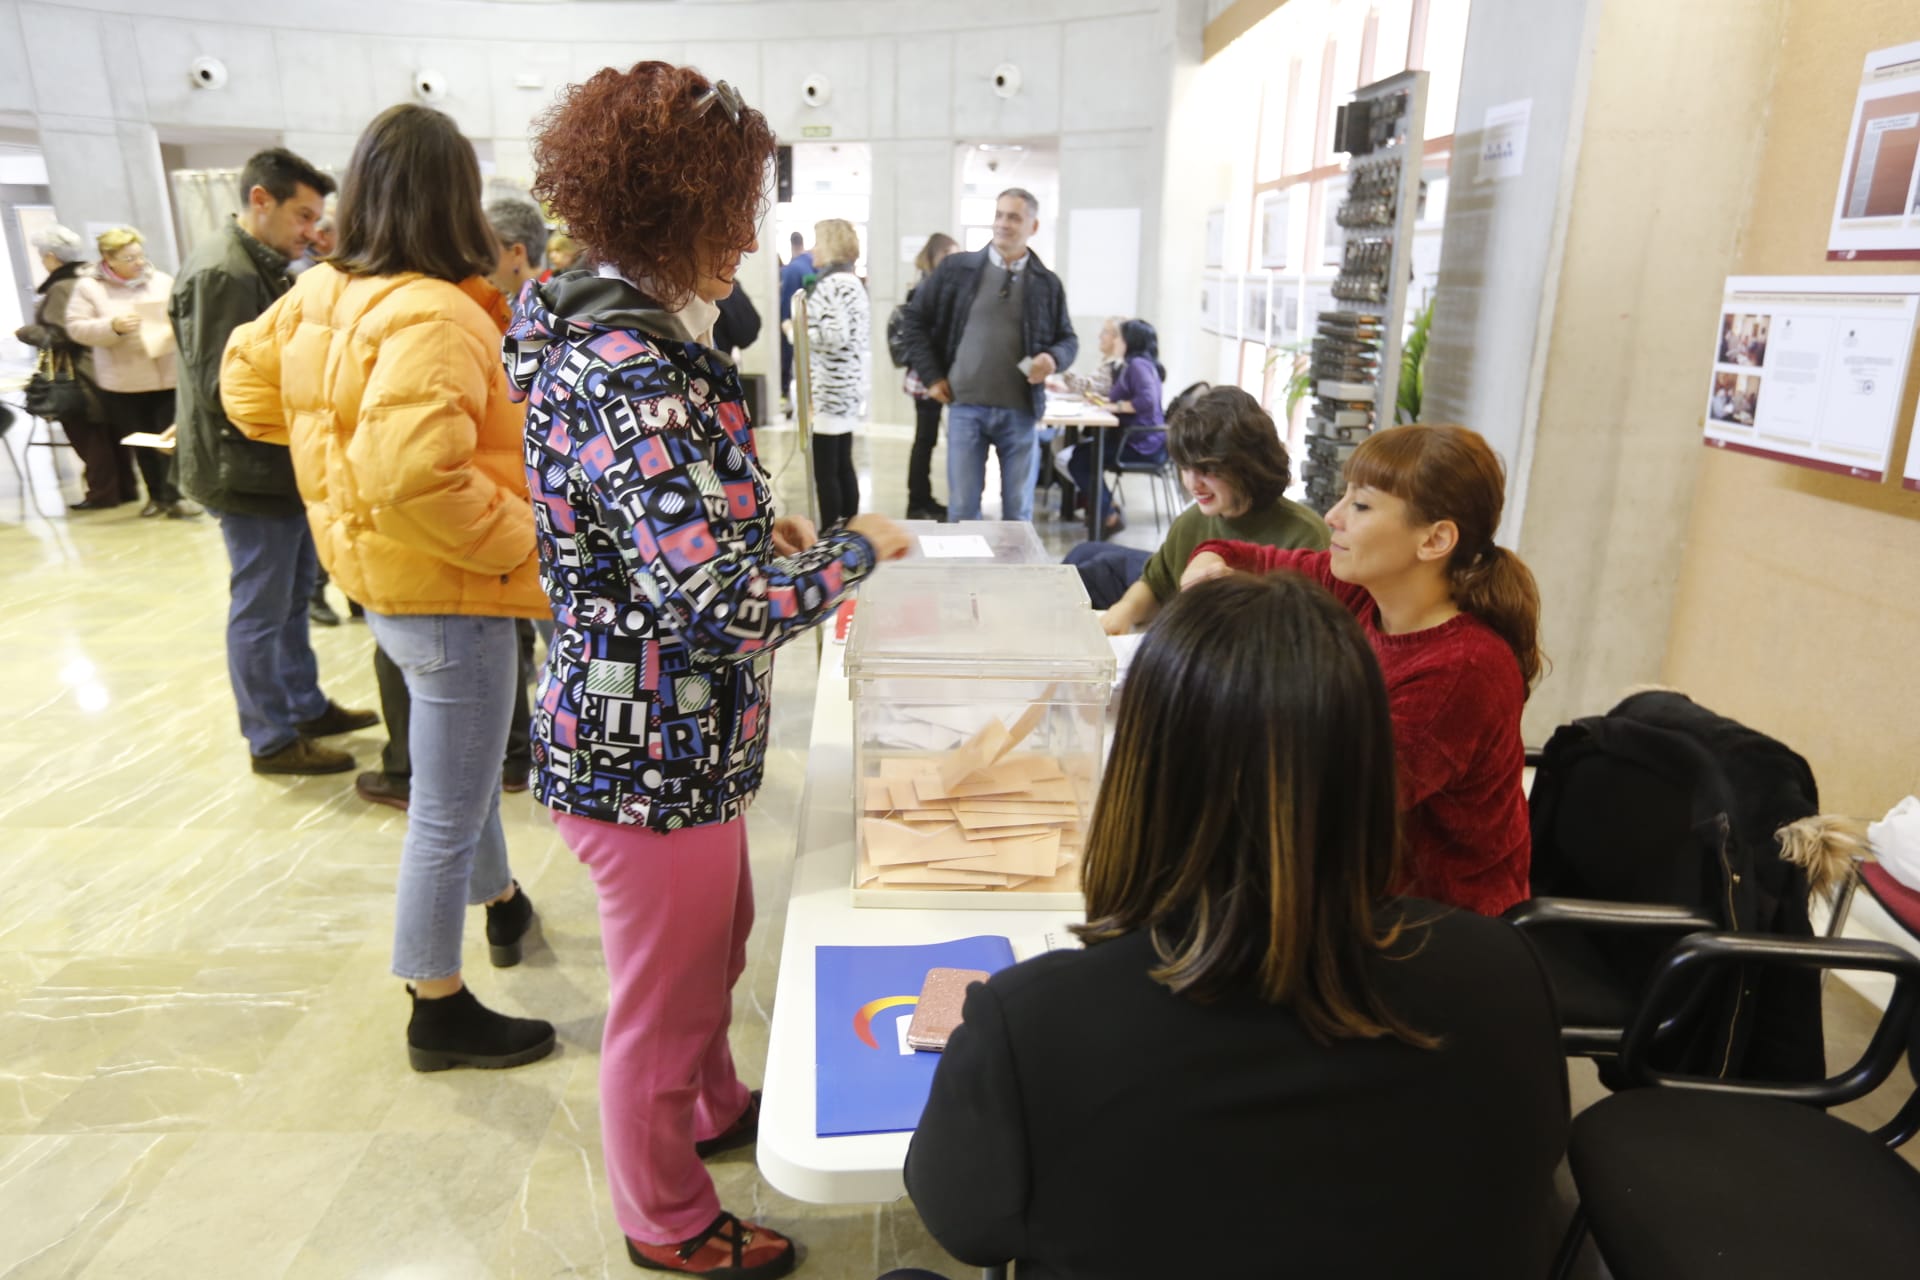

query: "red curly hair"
left=531, top=63, right=774, bottom=305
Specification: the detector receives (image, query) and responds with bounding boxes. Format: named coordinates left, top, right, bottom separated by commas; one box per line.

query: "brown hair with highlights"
left=532, top=62, right=776, bottom=306
left=1344, top=424, right=1546, bottom=693
left=1074, top=574, right=1435, bottom=1046
left=1167, top=385, right=1293, bottom=511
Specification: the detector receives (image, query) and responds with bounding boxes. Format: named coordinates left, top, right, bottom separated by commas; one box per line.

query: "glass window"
left=1419, top=0, right=1471, bottom=139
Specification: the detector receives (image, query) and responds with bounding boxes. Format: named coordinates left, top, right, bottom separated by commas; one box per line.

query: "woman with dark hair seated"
left=1064, top=318, right=1165, bottom=534
left=1066, top=384, right=1327, bottom=625
left=896, top=574, right=1568, bottom=1280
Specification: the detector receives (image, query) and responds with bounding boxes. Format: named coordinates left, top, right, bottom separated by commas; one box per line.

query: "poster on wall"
left=1204, top=208, right=1226, bottom=269
left=1701, top=275, right=1920, bottom=480
left=1303, top=277, right=1338, bottom=332
left=1906, top=415, right=1920, bottom=492
left=1199, top=272, right=1225, bottom=334
left=1243, top=273, right=1272, bottom=346
left=1258, top=190, right=1291, bottom=269
left=1274, top=279, right=1303, bottom=346
left=1826, top=41, right=1920, bottom=261
left=1064, top=208, right=1142, bottom=318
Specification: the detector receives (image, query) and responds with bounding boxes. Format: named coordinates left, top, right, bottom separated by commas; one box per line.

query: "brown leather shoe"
left=355, top=770, right=411, bottom=811
left=626, top=1212, right=794, bottom=1278
left=297, top=700, right=379, bottom=737
left=251, top=737, right=355, bottom=776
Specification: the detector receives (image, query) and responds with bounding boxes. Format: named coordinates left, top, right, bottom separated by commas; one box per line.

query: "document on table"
left=121, top=432, right=173, bottom=450
left=814, top=935, right=1017, bottom=1136
left=917, top=534, right=995, bottom=559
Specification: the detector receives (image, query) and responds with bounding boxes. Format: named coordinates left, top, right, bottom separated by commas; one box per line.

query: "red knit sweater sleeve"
left=1192, top=540, right=1314, bottom=575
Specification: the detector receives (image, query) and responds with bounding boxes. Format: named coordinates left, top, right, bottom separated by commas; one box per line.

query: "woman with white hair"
left=66, top=225, right=199, bottom=518
left=13, top=224, right=124, bottom=510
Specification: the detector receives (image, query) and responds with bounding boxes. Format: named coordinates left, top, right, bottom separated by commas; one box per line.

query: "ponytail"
left=1449, top=545, right=1545, bottom=694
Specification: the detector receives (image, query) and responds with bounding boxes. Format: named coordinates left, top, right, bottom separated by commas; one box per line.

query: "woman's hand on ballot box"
left=846, top=513, right=912, bottom=562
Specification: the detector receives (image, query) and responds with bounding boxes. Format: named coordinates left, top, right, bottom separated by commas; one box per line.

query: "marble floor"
left=0, top=420, right=1910, bottom=1279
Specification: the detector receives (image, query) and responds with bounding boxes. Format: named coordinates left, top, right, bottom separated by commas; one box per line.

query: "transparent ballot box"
left=843, top=564, right=1116, bottom=909
left=894, top=520, right=1052, bottom=567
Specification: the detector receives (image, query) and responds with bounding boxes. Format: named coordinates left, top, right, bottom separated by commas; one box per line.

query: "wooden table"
left=1041, top=397, right=1122, bottom=541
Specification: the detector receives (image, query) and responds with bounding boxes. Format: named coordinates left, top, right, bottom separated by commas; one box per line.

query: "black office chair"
left=1553, top=931, right=1920, bottom=1280
left=1510, top=692, right=1845, bottom=1086
left=1102, top=427, right=1183, bottom=535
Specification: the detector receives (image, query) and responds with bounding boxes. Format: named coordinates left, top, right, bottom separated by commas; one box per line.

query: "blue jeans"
left=215, top=509, right=330, bottom=756
left=367, top=611, right=518, bottom=981
left=946, top=403, right=1038, bottom=522
left=1065, top=541, right=1154, bottom=609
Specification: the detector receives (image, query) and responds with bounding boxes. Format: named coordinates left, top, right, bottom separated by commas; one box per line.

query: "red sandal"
left=626, top=1210, right=795, bottom=1278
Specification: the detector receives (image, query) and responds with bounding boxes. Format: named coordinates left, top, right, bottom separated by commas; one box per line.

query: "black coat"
left=894, top=247, right=1077, bottom=419
left=905, top=906, right=1569, bottom=1279
left=712, top=285, right=761, bottom=355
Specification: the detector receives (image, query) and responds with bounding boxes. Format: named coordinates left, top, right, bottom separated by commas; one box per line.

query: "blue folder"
left=814, top=935, right=1017, bottom=1137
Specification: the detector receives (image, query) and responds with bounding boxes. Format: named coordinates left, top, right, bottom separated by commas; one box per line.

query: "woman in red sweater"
left=1182, top=424, right=1543, bottom=915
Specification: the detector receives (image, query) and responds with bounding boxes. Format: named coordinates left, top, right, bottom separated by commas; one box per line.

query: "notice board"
left=1702, top=275, right=1920, bottom=480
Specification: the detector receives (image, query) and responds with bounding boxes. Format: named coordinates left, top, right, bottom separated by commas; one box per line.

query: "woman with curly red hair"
left=511, top=63, right=907, bottom=1277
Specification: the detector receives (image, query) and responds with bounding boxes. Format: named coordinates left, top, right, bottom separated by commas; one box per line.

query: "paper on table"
left=133, top=299, right=174, bottom=360
left=917, top=534, right=995, bottom=559
left=121, top=431, right=174, bottom=450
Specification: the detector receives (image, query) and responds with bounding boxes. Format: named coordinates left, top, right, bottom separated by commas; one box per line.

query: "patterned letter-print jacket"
left=505, top=273, right=878, bottom=831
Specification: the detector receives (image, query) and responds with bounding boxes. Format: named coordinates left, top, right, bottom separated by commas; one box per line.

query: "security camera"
left=801, top=74, right=832, bottom=108
left=992, top=63, right=1022, bottom=99
left=188, top=57, right=228, bottom=91
left=414, top=69, right=449, bottom=102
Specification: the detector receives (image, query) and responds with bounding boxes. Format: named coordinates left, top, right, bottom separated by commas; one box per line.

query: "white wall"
left=3, top=0, right=1185, bottom=424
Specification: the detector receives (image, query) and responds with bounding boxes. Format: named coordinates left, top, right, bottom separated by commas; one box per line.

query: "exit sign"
left=801, top=125, right=832, bottom=138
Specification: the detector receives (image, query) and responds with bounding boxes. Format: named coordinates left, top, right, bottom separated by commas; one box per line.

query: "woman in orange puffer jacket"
left=222, top=103, right=556, bottom=1074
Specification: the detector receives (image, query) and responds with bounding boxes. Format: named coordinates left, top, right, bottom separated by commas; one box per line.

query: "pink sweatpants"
left=555, top=811, right=756, bottom=1244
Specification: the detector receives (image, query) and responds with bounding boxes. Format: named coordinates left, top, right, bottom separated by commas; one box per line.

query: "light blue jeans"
left=366, top=611, right=518, bottom=981
left=946, top=403, right=1038, bottom=522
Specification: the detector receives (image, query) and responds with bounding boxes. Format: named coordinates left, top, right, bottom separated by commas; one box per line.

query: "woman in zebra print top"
left=804, top=217, right=870, bottom=526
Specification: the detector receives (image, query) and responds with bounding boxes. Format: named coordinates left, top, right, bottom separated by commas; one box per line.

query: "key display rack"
left=1302, top=69, right=1429, bottom=513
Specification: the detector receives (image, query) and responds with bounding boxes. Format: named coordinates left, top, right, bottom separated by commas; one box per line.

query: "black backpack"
left=885, top=284, right=918, bottom=369
left=1527, top=690, right=1831, bottom=1085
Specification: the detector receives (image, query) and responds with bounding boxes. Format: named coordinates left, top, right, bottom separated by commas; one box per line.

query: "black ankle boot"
left=485, top=882, right=536, bottom=967
left=405, top=985, right=556, bottom=1072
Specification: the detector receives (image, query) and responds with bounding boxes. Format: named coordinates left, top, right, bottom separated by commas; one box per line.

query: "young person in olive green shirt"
left=1064, top=385, right=1328, bottom=633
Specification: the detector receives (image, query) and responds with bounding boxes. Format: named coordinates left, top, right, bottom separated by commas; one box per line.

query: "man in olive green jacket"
left=169, top=147, right=375, bottom=775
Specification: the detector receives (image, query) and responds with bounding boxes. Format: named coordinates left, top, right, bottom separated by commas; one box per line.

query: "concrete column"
left=1427, top=0, right=1789, bottom=742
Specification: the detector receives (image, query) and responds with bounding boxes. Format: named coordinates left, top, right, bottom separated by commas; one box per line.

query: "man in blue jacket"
left=896, top=189, right=1077, bottom=522
left=778, top=231, right=812, bottom=415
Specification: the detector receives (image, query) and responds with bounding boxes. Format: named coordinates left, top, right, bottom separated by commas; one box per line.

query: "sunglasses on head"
left=690, top=80, right=745, bottom=126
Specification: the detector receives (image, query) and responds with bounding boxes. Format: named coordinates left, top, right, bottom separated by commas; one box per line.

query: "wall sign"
left=1703, top=275, right=1920, bottom=481
left=1827, top=41, right=1920, bottom=261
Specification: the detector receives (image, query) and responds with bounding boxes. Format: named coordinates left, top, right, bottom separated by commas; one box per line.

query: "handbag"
left=25, top=346, right=90, bottom=424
